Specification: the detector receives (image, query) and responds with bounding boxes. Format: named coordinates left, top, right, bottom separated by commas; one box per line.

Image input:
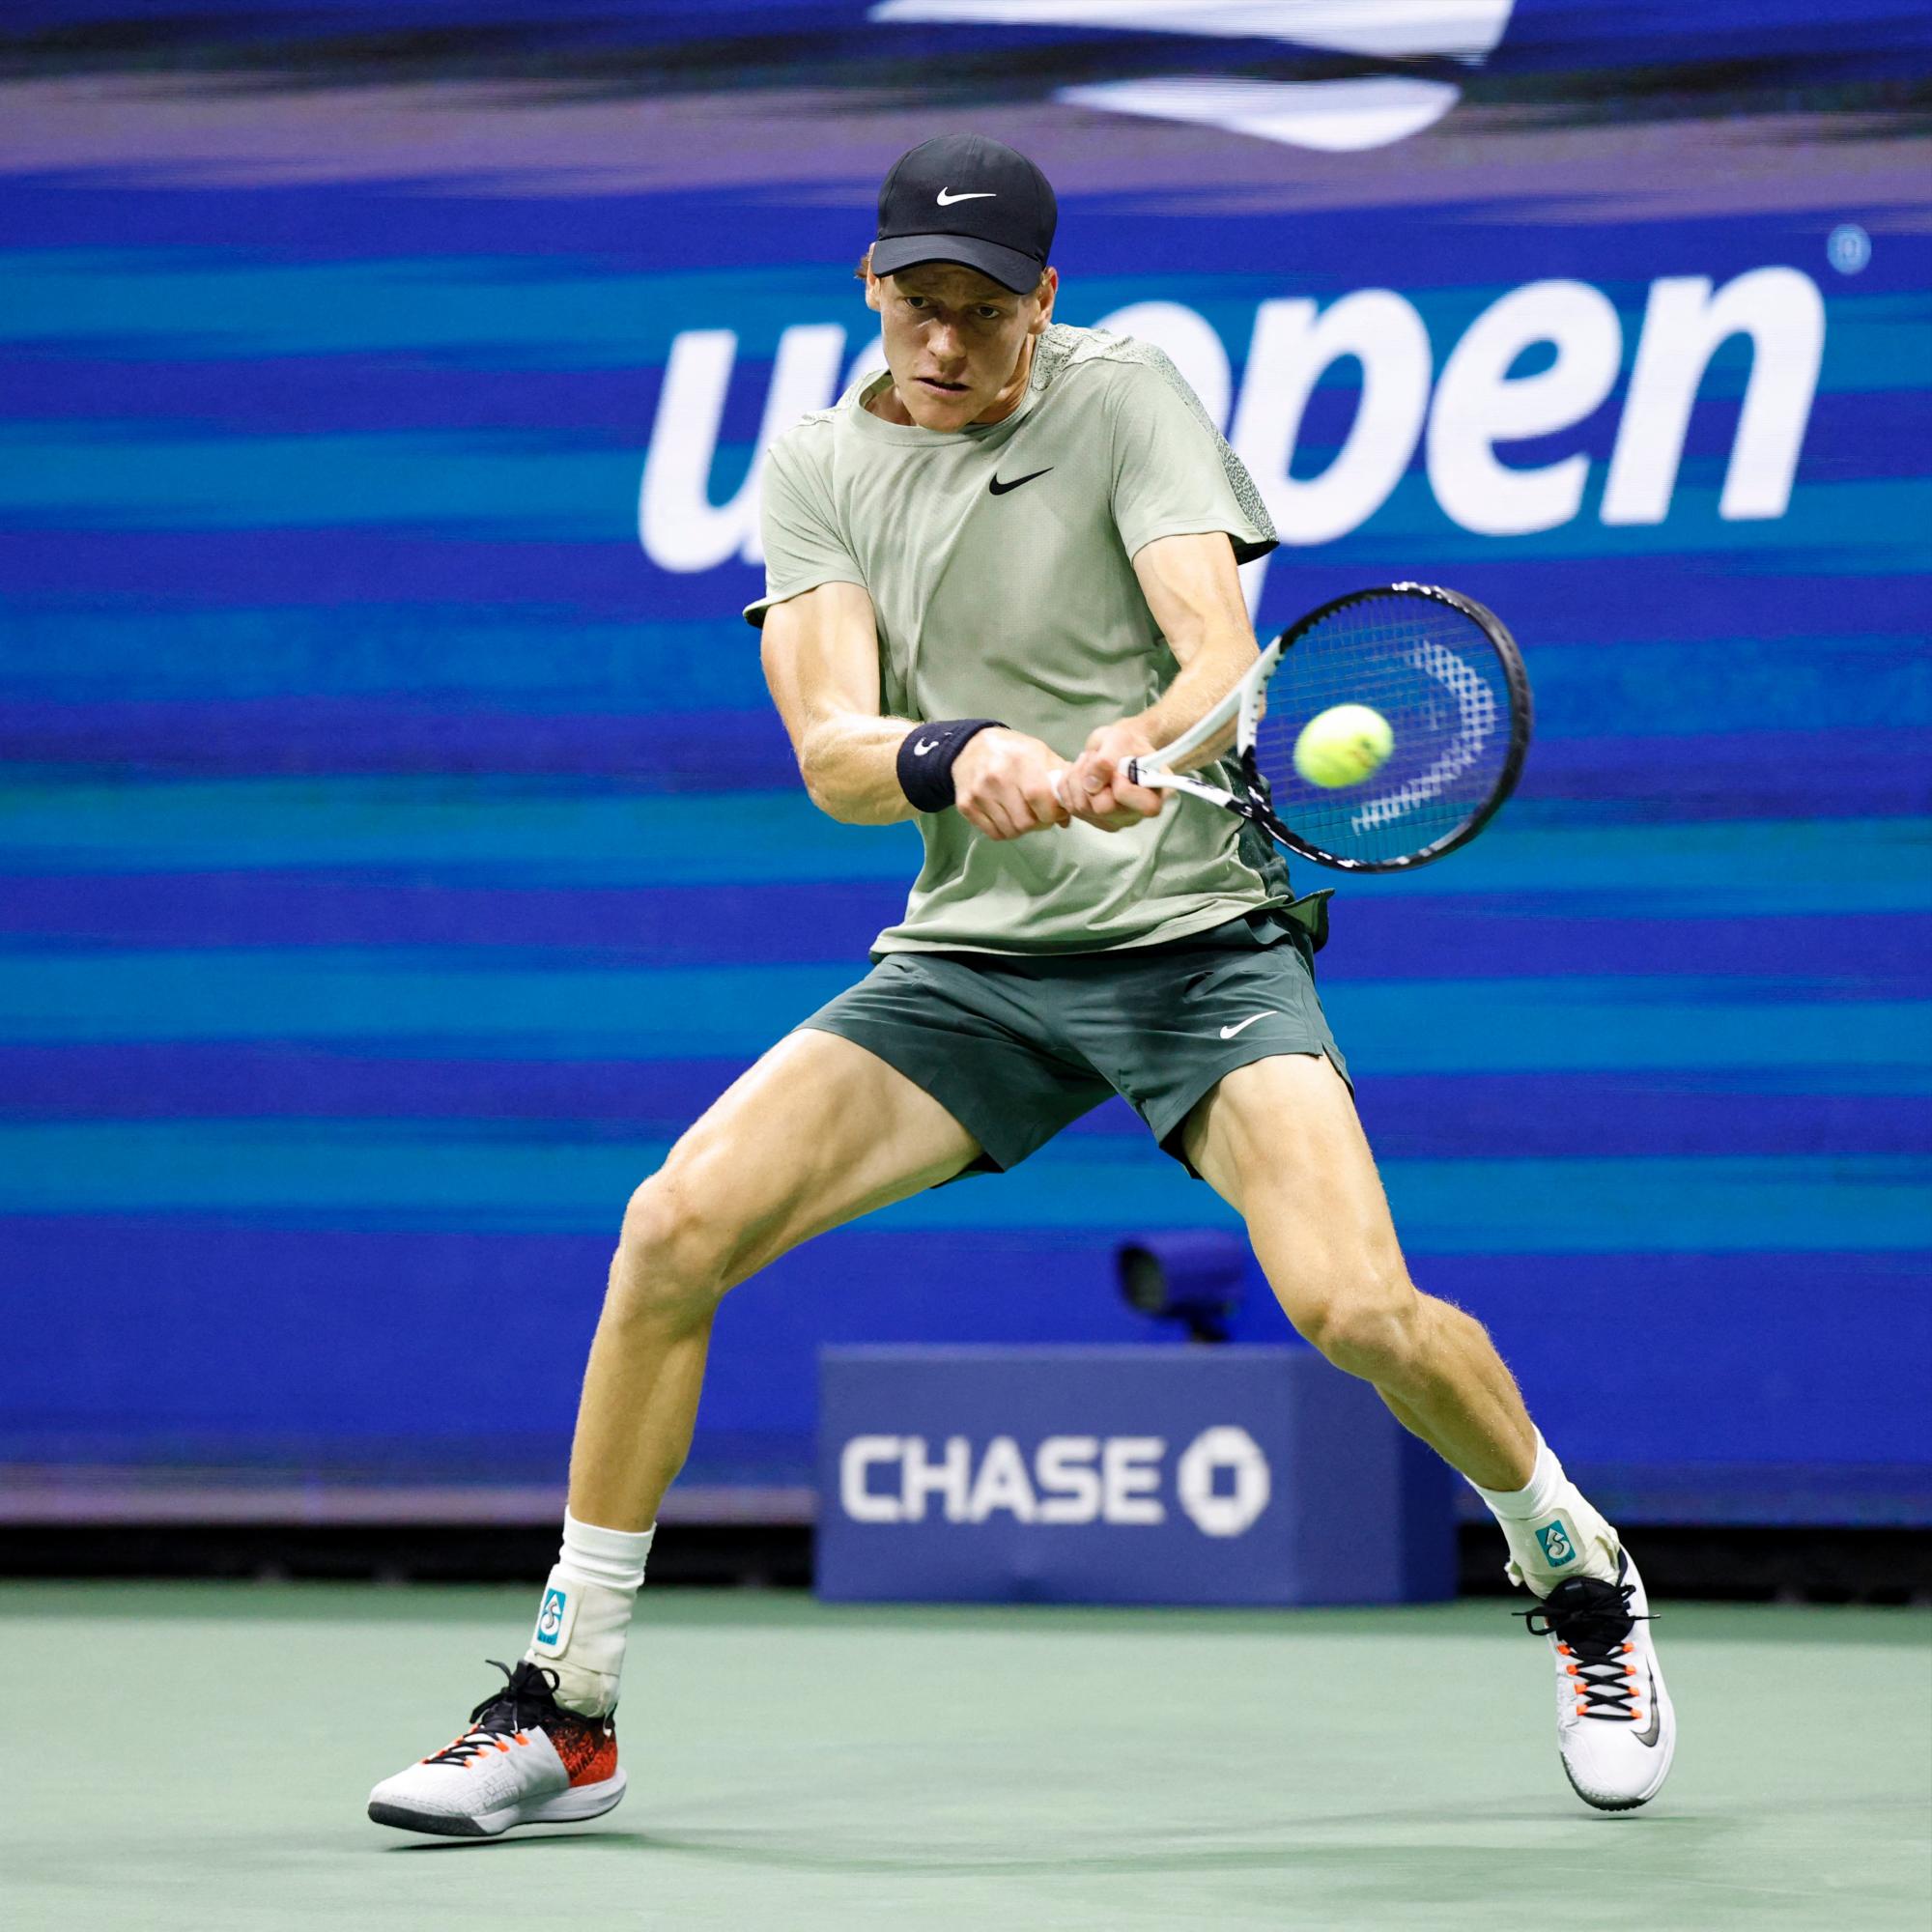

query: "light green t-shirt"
left=744, top=323, right=1294, bottom=955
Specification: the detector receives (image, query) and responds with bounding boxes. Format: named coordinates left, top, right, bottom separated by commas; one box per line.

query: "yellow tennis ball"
left=1293, top=703, right=1394, bottom=789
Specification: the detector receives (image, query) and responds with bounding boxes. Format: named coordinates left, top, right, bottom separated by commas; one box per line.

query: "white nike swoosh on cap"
left=935, top=187, right=997, bottom=205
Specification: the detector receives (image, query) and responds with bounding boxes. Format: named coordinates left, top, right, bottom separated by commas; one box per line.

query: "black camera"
left=1114, top=1232, right=1248, bottom=1344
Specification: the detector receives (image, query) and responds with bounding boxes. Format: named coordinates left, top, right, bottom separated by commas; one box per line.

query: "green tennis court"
left=5, top=1583, right=1926, bottom=1931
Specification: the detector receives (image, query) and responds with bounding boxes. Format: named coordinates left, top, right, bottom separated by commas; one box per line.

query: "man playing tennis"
left=370, top=132, right=1675, bottom=1836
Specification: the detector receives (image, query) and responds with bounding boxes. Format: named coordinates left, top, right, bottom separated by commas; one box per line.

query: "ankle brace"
left=1468, top=1435, right=1620, bottom=1593
left=524, top=1513, right=654, bottom=1717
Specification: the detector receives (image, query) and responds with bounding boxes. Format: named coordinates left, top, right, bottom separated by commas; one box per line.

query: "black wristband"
left=896, top=719, right=1005, bottom=813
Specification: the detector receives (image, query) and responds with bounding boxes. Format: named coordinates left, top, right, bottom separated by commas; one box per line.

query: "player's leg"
left=1183, top=1051, right=1538, bottom=1490
left=566, top=1026, right=980, bottom=1537
left=1180, top=1051, right=1675, bottom=1810
left=368, top=1028, right=980, bottom=1837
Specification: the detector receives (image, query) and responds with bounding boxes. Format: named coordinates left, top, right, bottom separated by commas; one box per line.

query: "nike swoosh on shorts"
left=1219, top=1012, right=1276, bottom=1039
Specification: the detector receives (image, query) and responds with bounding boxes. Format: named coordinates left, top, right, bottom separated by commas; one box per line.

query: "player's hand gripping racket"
left=1123, top=582, right=1531, bottom=871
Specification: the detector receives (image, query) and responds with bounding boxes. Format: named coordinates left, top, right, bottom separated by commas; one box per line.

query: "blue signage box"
left=817, top=1347, right=1456, bottom=1607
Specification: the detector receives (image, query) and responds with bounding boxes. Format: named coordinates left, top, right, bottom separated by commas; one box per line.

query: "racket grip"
left=1123, top=757, right=1144, bottom=786
left=1049, top=769, right=1066, bottom=807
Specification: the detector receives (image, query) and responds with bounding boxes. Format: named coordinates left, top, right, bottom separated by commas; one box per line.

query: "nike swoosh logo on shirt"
left=1219, top=1012, right=1276, bottom=1039
left=936, top=187, right=997, bottom=205
left=989, top=468, right=1052, bottom=496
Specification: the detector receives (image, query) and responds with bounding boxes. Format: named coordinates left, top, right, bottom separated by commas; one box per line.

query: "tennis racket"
left=1120, top=582, right=1531, bottom=872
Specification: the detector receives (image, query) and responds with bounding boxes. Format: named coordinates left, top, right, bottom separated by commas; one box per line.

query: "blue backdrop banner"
left=817, top=1347, right=1458, bottom=1605
left=2, top=1, right=1928, bottom=1522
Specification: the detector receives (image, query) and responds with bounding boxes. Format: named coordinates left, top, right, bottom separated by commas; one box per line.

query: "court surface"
left=2, top=1582, right=1926, bottom=1931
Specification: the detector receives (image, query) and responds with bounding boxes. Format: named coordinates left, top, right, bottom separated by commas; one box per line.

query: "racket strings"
left=1252, top=596, right=1518, bottom=868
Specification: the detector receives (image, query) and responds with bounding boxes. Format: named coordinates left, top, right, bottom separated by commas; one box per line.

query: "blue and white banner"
left=1, top=1, right=1928, bottom=1521
left=817, top=1348, right=1456, bottom=1605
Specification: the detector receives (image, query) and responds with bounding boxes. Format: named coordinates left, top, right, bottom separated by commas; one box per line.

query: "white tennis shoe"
left=367, top=1659, right=626, bottom=1837
left=1523, top=1549, right=1676, bottom=1810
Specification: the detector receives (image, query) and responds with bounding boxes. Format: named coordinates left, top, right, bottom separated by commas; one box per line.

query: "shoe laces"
left=423, top=1659, right=564, bottom=1766
left=1518, top=1576, right=1652, bottom=1724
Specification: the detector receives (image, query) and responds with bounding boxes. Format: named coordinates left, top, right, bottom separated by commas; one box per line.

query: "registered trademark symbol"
left=1829, top=223, right=1871, bottom=274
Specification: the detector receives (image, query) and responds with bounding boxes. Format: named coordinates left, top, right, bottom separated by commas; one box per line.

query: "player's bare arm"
left=760, top=580, right=913, bottom=824
left=762, top=580, right=1070, bottom=841
left=1064, top=528, right=1259, bottom=832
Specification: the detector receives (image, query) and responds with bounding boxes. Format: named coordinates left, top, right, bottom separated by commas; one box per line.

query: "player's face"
left=867, top=261, right=1056, bottom=431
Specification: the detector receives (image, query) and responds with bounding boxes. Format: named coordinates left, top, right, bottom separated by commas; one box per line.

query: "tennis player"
left=369, top=133, right=1675, bottom=1835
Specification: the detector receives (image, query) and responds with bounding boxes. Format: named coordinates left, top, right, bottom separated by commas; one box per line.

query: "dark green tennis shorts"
left=797, top=908, right=1350, bottom=1177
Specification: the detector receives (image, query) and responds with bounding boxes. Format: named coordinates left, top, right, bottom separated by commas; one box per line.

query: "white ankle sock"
left=1468, top=1433, right=1619, bottom=1592
left=524, top=1511, right=654, bottom=1717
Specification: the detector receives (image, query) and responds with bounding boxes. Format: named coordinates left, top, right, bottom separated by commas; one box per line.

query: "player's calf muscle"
left=1284, top=1264, right=1500, bottom=1406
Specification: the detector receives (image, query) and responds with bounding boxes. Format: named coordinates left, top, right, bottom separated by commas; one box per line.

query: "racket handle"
left=1123, top=756, right=1144, bottom=786
left=1049, top=768, right=1066, bottom=808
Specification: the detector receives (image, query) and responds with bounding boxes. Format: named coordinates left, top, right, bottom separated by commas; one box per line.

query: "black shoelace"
left=1518, top=1576, right=1653, bottom=1723
left=424, top=1659, right=564, bottom=1766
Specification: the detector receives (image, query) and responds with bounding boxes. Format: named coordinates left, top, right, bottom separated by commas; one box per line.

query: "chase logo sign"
left=817, top=1347, right=1454, bottom=1607
left=1176, top=1425, right=1273, bottom=1538
left=838, top=1425, right=1272, bottom=1538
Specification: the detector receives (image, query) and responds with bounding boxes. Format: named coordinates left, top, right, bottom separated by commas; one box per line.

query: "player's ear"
left=1029, top=267, right=1058, bottom=334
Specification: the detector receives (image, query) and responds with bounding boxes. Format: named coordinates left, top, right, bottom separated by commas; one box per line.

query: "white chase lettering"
left=838, top=1431, right=1276, bottom=1535
left=900, top=1433, right=971, bottom=1521
left=1035, top=1434, right=1104, bottom=1523
left=839, top=1434, right=1174, bottom=1525
left=1101, top=1435, right=1167, bottom=1524
left=838, top=1433, right=904, bottom=1523
left=962, top=1433, right=1116, bottom=1524
left=965, top=1435, right=1037, bottom=1522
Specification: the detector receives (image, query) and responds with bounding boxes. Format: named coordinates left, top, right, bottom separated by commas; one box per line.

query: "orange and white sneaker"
left=367, top=1660, right=626, bottom=1837
left=1522, top=1550, right=1676, bottom=1811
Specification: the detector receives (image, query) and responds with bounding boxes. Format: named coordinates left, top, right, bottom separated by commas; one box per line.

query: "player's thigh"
left=1180, top=1051, right=1410, bottom=1331
left=632, top=1025, right=980, bottom=1289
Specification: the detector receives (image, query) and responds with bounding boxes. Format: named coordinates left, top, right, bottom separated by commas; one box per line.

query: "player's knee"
left=607, top=1173, right=732, bottom=1323
left=1299, top=1275, right=1423, bottom=1385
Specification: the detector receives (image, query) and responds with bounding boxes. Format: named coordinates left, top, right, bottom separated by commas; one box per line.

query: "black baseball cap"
left=870, top=133, right=1057, bottom=295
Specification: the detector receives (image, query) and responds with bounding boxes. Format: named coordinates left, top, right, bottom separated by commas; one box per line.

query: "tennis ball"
left=1293, top=703, right=1394, bottom=789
